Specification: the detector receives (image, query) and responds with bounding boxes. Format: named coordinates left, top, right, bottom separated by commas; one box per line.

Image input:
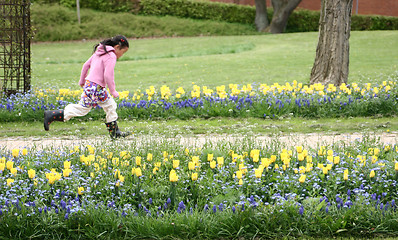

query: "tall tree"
left=255, top=0, right=269, bottom=32
left=269, top=0, right=302, bottom=33
left=310, top=0, right=354, bottom=86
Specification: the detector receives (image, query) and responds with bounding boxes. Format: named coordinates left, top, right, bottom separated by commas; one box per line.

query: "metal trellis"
left=0, top=0, right=31, bottom=96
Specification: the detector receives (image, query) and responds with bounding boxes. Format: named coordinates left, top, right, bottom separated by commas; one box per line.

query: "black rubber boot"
left=44, top=110, right=64, bottom=131
left=105, top=121, right=130, bottom=139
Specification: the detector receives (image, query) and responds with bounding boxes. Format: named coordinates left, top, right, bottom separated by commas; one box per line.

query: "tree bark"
left=310, top=0, right=354, bottom=86
left=269, top=0, right=302, bottom=34
left=255, top=0, right=269, bottom=32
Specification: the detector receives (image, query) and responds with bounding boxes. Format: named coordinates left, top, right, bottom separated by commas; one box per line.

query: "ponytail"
left=93, top=35, right=129, bottom=55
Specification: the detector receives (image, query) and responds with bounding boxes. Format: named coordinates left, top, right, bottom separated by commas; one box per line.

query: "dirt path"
left=1, top=132, right=397, bottom=151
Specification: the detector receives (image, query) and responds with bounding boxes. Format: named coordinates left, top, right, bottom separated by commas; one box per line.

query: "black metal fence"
left=0, top=0, right=31, bottom=96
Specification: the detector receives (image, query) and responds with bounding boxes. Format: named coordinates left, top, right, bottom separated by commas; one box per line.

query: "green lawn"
left=1, top=117, right=395, bottom=138
left=32, top=31, right=398, bottom=91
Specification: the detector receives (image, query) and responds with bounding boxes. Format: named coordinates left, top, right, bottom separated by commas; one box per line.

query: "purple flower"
left=299, top=206, right=304, bottom=215
left=178, top=201, right=186, bottom=212
left=232, top=206, right=236, bottom=213
left=204, top=204, right=209, bottom=212
left=149, top=198, right=153, bottom=205
left=212, top=205, right=217, bottom=213
left=219, top=203, right=224, bottom=212
left=65, top=213, right=69, bottom=219
left=60, top=200, right=66, bottom=210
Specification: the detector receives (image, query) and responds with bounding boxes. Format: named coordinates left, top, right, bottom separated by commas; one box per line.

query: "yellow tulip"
left=28, top=169, right=35, bottom=179
left=395, top=162, right=398, bottom=171
left=261, top=158, right=270, bottom=168
left=135, top=168, right=142, bottom=177
left=191, top=172, right=198, bottom=181
left=173, top=160, right=180, bottom=169
left=169, top=169, right=178, bottom=182
left=6, top=161, right=13, bottom=170
left=344, top=169, right=349, bottom=181
left=327, top=150, right=334, bottom=157
left=326, top=164, right=333, bottom=170
left=323, top=167, right=328, bottom=175
left=238, top=179, right=243, bottom=185
left=303, top=149, right=308, bottom=158
left=10, top=167, right=17, bottom=176
left=296, top=146, right=303, bottom=153
left=147, top=153, right=153, bottom=161
left=12, top=149, right=19, bottom=158
left=22, top=149, right=28, bottom=156
left=0, top=162, right=4, bottom=171
left=7, top=178, right=14, bottom=187
left=333, top=156, right=340, bottom=164
left=152, top=167, right=158, bottom=174
left=114, top=169, right=120, bottom=178
left=299, top=174, right=306, bottom=183
left=370, top=170, right=375, bottom=178
left=254, top=169, right=262, bottom=178
left=207, top=154, right=213, bottom=162
left=48, top=175, right=56, bottom=185
left=188, top=161, right=195, bottom=170
left=298, top=153, right=305, bottom=161
left=374, top=148, right=380, bottom=156
left=217, top=157, right=224, bottom=166
left=136, top=156, right=142, bottom=166
left=119, top=175, right=125, bottom=183
left=78, top=186, right=84, bottom=195
left=64, top=161, right=71, bottom=169
left=236, top=170, right=243, bottom=179
left=210, top=161, right=216, bottom=169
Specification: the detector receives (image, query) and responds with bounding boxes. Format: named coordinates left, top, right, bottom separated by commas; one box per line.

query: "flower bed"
left=1, top=137, right=398, bottom=238
left=1, top=79, right=397, bottom=122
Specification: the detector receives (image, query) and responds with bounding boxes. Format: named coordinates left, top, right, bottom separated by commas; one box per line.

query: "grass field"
left=32, top=31, right=398, bottom=91
left=1, top=117, right=396, bottom=138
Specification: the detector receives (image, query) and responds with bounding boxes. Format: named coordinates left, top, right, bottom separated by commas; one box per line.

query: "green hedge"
left=140, top=0, right=256, bottom=24
left=31, top=0, right=398, bottom=31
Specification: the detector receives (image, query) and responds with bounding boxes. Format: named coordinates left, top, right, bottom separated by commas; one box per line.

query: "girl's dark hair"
left=93, top=35, right=129, bottom=55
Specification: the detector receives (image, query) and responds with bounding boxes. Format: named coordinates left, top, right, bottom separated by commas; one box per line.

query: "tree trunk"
left=269, top=0, right=302, bottom=33
left=310, top=0, right=353, bottom=86
left=255, top=0, right=269, bottom=32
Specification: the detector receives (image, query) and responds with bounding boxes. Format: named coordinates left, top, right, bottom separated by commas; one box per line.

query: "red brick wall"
left=208, top=0, right=398, bottom=17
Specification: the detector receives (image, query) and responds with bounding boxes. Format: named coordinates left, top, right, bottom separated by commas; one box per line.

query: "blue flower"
left=204, top=204, right=209, bottom=212
left=299, top=205, right=304, bottom=215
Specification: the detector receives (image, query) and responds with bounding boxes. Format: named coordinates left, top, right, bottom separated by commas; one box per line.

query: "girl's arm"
left=79, top=55, right=93, bottom=87
left=103, top=56, right=119, bottom=98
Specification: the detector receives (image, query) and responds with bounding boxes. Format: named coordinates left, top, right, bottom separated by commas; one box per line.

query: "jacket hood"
left=95, top=44, right=115, bottom=56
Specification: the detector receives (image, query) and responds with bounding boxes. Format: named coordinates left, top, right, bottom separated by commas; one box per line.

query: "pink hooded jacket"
left=79, top=45, right=119, bottom=98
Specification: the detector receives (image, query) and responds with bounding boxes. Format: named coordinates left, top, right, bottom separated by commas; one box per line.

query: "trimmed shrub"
left=140, top=0, right=256, bottom=24
left=31, top=0, right=398, bottom=34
